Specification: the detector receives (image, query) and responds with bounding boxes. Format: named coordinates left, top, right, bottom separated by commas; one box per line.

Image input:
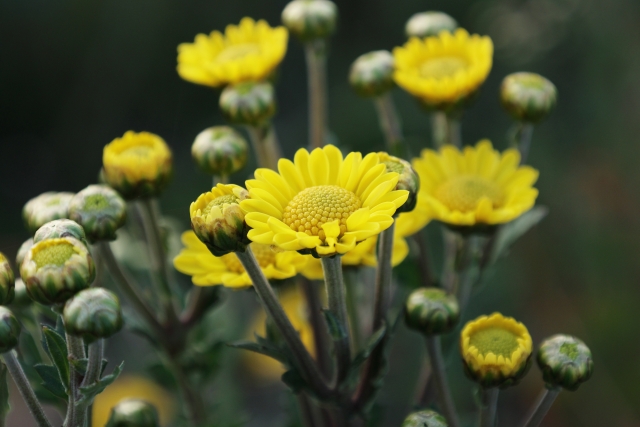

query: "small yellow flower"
left=412, top=140, right=538, bottom=226
left=177, top=17, right=288, bottom=88
left=393, top=29, right=493, bottom=108
left=103, top=131, right=172, bottom=199
left=174, top=231, right=307, bottom=288
left=460, top=312, right=533, bottom=388
left=241, top=145, right=409, bottom=257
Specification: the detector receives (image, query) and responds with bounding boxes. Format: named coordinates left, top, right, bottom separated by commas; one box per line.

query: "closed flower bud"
left=0, top=307, right=20, bottom=353
left=191, top=126, right=249, bottom=176
left=405, top=288, right=459, bottom=335
left=34, top=219, right=88, bottom=247
left=402, top=410, right=448, bottom=427
left=282, top=0, right=337, bottom=42
left=102, top=131, right=173, bottom=200
left=405, top=11, right=458, bottom=39
left=500, top=72, right=557, bottom=123
left=11, top=279, right=31, bottom=308
left=349, top=50, right=395, bottom=98
left=106, top=399, right=160, bottom=427
left=23, top=192, right=74, bottom=235
left=0, top=254, right=15, bottom=305
left=219, top=82, right=276, bottom=127
left=537, top=334, right=593, bottom=391
left=68, top=185, right=127, bottom=243
left=64, top=288, right=123, bottom=341
left=378, top=152, right=420, bottom=213
left=16, top=239, right=34, bottom=268
left=20, top=237, right=95, bottom=305
left=190, top=184, right=251, bottom=256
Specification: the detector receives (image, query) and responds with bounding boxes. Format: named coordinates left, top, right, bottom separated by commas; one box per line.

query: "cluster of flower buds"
left=23, top=192, right=74, bottom=235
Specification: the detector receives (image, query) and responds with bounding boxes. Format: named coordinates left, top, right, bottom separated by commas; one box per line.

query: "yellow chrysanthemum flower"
left=174, top=231, right=307, bottom=288
left=177, top=17, right=288, bottom=88
left=240, top=145, right=409, bottom=257
left=393, top=29, right=493, bottom=107
left=460, top=312, right=533, bottom=388
left=412, top=140, right=538, bottom=226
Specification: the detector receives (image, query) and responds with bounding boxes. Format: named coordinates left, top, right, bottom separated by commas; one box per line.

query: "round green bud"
left=219, top=82, right=276, bottom=127
left=500, top=72, right=557, bottom=123
left=377, top=152, right=420, bottom=214
left=0, top=253, right=15, bottom=305
left=0, top=307, right=21, bottom=353
left=349, top=51, right=395, bottom=98
left=537, top=334, right=593, bottom=391
left=106, top=399, right=160, bottom=427
left=34, top=219, right=88, bottom=248
left=405, top=287, right=459, bottom=335
left=405, top=11, right=458, bottom=39
left=16, top=239, right=34, bottom=268
left=20, top=237, right=95, bottom=305
left=402, top=410, right=448, bottom=427
left=63, top=288, right=123, bottom=341
left=23, top=192, right=74, bottom=235
left=282, top=0, right=337, bottom=42
left=191, top=126, right=249, bottom=176
left=68, top=185, right=127, bottom=243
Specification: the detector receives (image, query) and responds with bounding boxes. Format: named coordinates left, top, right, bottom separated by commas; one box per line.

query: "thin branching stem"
left=520, top=388, right=561, bottom=427
left=305, top=40, right=328, bottom=149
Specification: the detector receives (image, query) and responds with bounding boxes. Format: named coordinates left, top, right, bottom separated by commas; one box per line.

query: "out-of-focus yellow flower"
left=177, top=17, right=288, bottom=88
left=393, top=29, right=493, bottom=108
left=241, top=145, right=409, bottom=257
left=93, top=375, right=175, bottom=427
left=174, top=231, right=307, bottom=288
left=411, top=140, right=538, bottom=226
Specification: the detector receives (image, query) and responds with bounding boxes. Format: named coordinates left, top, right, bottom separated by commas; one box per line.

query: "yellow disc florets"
left=435, top=176, right=503, bottom=213
left=468, top=327, right=520, bottom=359
left=202, top=194, right=239, bottom=217
left=32, top=240, right=77, bottom=269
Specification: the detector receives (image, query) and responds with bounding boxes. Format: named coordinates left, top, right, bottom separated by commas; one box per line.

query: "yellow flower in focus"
left=245, top=288, right=315, bottom=381
left=174, top=231, right=307, bottom=288
left=241, top=145, right=409, bottom=257
left=412, top=140, right=538, bottom=226
left=103, top=131, right=172, bottom=199
left=460, top=312, right=533, bottom=388
left=393, top=29, right=493, bottom=108
left=177, top=17, right=288, bottom=88
left=92, top=375, right=175, bottom=427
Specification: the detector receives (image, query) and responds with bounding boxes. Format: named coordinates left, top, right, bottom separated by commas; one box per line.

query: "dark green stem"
left=75, top=339, right=104, bottom=422
left=373, top=94, right=403, bottom=154
left=372, top=223, right=395, bottom=331
left=424, top=336, right=460, bottom=427
left=432, top=111, right=461, bottom=148
left=305, top=40, right=328, bottom=149
left=246, top=124, right=281, bottom=170
left=480, top=388, right=499, bottom=427
left=510, top=122, right=535, bottom=164
left=300, top=278, right=332, bottom=378
left=413, top=231, right=435, bottom=287
left=520, top=388, right=560, bottom=427
left=65, top=334, right=86, bottom=427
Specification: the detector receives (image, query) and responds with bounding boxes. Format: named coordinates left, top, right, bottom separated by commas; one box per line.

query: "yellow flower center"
left=32, top=242, right=76, bottom=269
left=221, top=243, right=276, bottom=274
left=202, top=195, right=238, bottom=217
left=120, top=144, right=154, bottom=160
left=216, top=44, right=261, bottom=63
left=420, top=56, right=468, bottom=79
left=435, top=175, right=503, bottom=212
left=283, top=185, right=361, bottom=241
left=83, top=194, right=110, bottom=211
left=469, top=327, right=519, bottom=358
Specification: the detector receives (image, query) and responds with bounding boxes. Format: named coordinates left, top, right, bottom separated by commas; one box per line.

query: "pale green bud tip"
left=34, top=219, right=87, bottom=247
left=23, top=192, right=75, bottom=235
left=537, top=334, right=593, bottom=391
left=500, top=72, right=557, bottom=123
left=349, top=51, right=395, bottom=98
left=16, top=239, right=34, bottom=267
left=106, top=399, right=160, bottom=427
left=378, top=152, right=419, bottom=213
left=0, top=307, right=21, bottom=353
left=282, top=0, right=337, bottom=42
left=192, top=126, right=249, bottom=176
left=64, top=288, right=123, bottom=340
left=405, top=287, right=459, bottom=335
left=0, top=253, right=15, bottom=305
left=405, top=11, right=458, bottom=39
left=219, top=82, right=276, bottom=126
left=68, top=185, right=127, bottom=243
left=402, top=410, right=448, bottom=427
left=11, top=279, right=31, bottom=308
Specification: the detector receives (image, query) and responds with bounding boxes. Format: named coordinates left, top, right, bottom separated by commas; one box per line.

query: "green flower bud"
left=11, top=279, right=31, bottom=308
left=500, top=72, right=557, bottom=123
left=23, top=192, right=74, bottom=235
left=282, top=0, right=337, bottom=42
left=405, top=288, right=459, bottom=335
left=349, top=51, right=395, bottom=98
left=405, top=11, right=458, bottom=39
left=0, top=253, right=15, bottom=305
left=191, top=126, right=249, bottom=176
left=219, top=82, right=276, bottom=127
left=16, top=239, right=34, bottom=268
left=0, top=307, right=20, bottom=353
left=34, top=219, right=88, bottom=247
left=68, top=185, right=127, bottom=243
left=20, top=237, right=95, bottom=305
left=63, top=288, right=123, bottom=341
left=402, top=410, right=448, bottom=427
left=106, top=399, right=160, bottom=427
left=537, top=334, right=593, bottom=391
left=378, top=152, right=420, bottom=213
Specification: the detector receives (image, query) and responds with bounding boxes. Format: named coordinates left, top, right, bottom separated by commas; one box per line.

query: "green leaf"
left=34, top=364, right=67, bottom=400
left=69, top=357, right=88, bottom=375
left=41, top=326, right=70, bottom=392
left=490, top=206, right=548, bottom=264
left=227, top=340, right=288, bottom=364
left=344, top=325, right=387, bottom=387
left=281, top=368, right=306, bottom=394
left=0, top=364, right=10, bottom=420
left=322, top=309, right=347, bottom=341
left=76, top=361, right=124, bottom=406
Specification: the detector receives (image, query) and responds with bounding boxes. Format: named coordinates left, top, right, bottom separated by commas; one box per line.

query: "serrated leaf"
left=69, top=357, right=88, bottom=375
left=42, top=326, right=69, bottom=392
left=322, top=309, right=347, bottom=341
left=76, top=361, right=124, bottom=407
left=227, top=340, right=288, bottom=364
left=490, top=206, right=548, bottom=264
left=0, top=364, right=10, bottom=419
left=34, top=364, right=67, bottom=400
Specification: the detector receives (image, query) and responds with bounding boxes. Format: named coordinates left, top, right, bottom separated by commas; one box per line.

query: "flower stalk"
left=65, top=333, right=86, bottom=427
left=480, top=388, right=499, bottom=427
left=245, top=124, right=282, bottom=170
left=520, top=388, right=560, bottom=427
left=511, top=122, right=535, bottom=164
left=305, top=40, right=328, bottom=149
left=373, top=94, right=403, bottom=155
left=424, top=336, right=460, bottom=427
left=372, top=223, right=395, bottom=331
left=432, top=112, right=461, bottom=148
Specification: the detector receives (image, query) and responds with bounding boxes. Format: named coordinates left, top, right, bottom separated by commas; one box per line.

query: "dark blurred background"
left=1, top=0, right=640, bottom=426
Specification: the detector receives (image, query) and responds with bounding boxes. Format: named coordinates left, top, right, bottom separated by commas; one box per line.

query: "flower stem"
left=372, top=223, right=395, bottom=331
left=2, top=351, right=53, bottom=427
left=520, top=388, right=561, bottom=427
left=511, top=122, right=535, bottom=164
left=236, top=249, right=331, bottom=398
left=65, top=334, right=86, bottom=427
left=480, top=388, right=499, bottom=427
left=300, top=277, right=332, bottom=378
left=246, top=124, right=281, bottom=170
left=343, top=268, right=362, bottom=351
left=424, top=336, right=460, bottom=427
left=373, top=94, right=403, bottom=155
left=321, top=256, right=351, bottom=385
left=74, top=339, right=104, bottom=423
left=413, top=231, right=435, bottom=288
left=432, top=111, right=462, bottom=148
left=305, top=40, right=328, bottom=149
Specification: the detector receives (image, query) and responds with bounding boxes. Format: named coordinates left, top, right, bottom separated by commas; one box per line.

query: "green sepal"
left=490, top=206, right=548, bottom=264
left=41, top=325, right=69, bottom=392
left=34, top=364, right=68, bottom=399
left=76, top=361, right=124, bottom=406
